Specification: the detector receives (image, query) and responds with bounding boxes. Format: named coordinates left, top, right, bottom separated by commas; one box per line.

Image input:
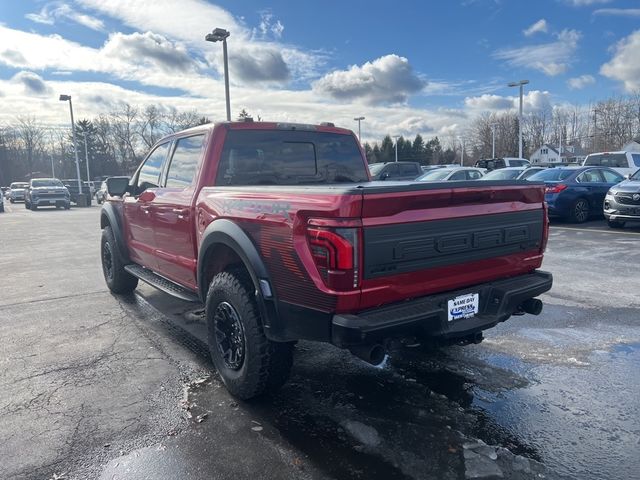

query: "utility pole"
left=50, top=154, right=55, bottom=177
left=490, top=123, right=498, bottom=158
left=559, top=128, right=563, bottom=164
left=83, top=131, right=90, bottom=184
left=59, top=94, right=82, bottom=194
left=392, top=135, right=400, bottom=162
left=205, top=28, right=231, bottom=121
left=508, top=80, right=529, bottom=159
left=353, top=116, right=365, bottom=142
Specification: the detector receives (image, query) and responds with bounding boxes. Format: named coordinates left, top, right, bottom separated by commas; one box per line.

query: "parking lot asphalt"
left=1, top=203, right=638, bottom=480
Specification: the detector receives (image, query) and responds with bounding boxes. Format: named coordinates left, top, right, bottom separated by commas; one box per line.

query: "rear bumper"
left=331, top=270, right=552, bottom=347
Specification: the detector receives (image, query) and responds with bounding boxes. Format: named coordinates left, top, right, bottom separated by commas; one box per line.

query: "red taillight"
left=307, top=226, right=360, bottom=290
left=545, top=183, right=568, bottom=194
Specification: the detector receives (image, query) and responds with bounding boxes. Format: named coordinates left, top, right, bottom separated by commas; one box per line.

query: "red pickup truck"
left=100, top=121, right=552, bottom=399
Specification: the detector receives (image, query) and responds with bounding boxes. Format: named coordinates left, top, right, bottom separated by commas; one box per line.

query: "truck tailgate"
left=358, top=181, right=546, bottom=310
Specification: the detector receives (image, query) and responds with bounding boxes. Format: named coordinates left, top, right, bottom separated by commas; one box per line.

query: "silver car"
left=416, top=167, right=484, bottom=182
left=8, top=182, right=29, bottom=203
left=603, top=169, right=640, bottom=228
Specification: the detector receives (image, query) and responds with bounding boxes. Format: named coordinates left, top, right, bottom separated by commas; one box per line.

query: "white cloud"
left=464, top=90, right=552, bottom=114
left=565, top=0, right=611, bottom=6
left=600, top=30, right=640, bottom=92
left=76, top=0, right=320, bottom=84
left=465, top=94, right=513, bottom=110
left=256, top=12, right=284, bottom=39
left=567, top=74, right=595, bottom=90
left=312, top=55, right=426, bottom=105
left=102, top=32, right=198, bottom=73
left=493, top=29, right=581, bottom=76
left=593, top=8, right=640, bottom=18
left=11, top=71, right=51, bottom=96
left=26, top=3, right=105, bottom=31
left=523, top=19, right=548, bottom=37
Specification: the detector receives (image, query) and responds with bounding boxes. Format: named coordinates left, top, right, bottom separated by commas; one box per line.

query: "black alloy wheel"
left=570, top=198, right=589, bottom=223
left=213, top=301, right=246, bottom=370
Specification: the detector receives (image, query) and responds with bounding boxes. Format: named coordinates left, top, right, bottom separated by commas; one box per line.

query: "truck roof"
left=155, top=121, right=355, bottom=145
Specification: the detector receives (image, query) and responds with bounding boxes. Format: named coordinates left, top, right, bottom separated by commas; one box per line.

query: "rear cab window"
left=584, top=153, right=628, bottom=168
left=216, top=130, right=368, bottom=185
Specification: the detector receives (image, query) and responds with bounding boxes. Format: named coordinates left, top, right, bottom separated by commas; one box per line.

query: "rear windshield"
left=508, top=160, right=529, bottom=167
left=10, top=183, right=28, bottom=189
left=584, top=153, right=628, bottom=168
left=527, top=169, right=574, bottom=181
left=32, top=179, right=64, bottom=188
left=216, top=130, right=368, bottom=185
left=481, top=169, right=522, bottom=180
left=417, top=169, right=453, bottom=181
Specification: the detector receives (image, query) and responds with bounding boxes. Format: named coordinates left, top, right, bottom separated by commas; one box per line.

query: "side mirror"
left=624, top=174, right=630, bottom=180
left=106, top=176, right=130, bottom=197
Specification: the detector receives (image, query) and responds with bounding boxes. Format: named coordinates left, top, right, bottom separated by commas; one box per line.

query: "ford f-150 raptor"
left=100, top=120, right=552, bottom=399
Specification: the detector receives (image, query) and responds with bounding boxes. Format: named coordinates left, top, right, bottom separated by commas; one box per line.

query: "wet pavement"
left=1, top=204, right=639, bottom=479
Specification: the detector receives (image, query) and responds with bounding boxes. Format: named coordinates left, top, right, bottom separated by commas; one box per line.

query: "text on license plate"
left=447, top=293, right=479, bottom=321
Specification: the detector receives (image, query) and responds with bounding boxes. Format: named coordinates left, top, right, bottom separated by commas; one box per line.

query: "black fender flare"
left=100, top=203, right=130, bottom=263
left=197, top=219, right=279, bottom=335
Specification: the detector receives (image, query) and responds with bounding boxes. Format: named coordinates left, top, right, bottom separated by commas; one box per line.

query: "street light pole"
left=59, top=94, right=82, bottom=194
left=83, top=131, right=90, bottom=184
left=490, top=123, right=498, bottom=158
left=508, top=80, right=529, bottom=159
left=50, top=154, right=55, bottom=177
left=392, top=135, right=400, bottom=162
left=458, top=137, right=465, bottom=166
left=205, top=28, right=231, bottom=121
left=354, top=116, right=365, bottom=142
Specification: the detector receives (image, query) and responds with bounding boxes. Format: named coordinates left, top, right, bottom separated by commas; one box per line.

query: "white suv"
left=583, top=151, right=640, bottom=177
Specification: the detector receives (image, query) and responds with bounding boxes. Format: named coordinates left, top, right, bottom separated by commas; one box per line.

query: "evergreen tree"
left=380, top=135, right=394, bottom=163
left=412, top=134, right=425, bottom=164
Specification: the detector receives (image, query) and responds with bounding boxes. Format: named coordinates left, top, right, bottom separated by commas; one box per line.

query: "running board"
left=125, top=264, right=200, bottom=302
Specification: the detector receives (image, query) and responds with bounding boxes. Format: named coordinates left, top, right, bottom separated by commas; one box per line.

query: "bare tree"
left=110, top=103, right=139, bottom=171
left=16, top=116, right=45, bottom=176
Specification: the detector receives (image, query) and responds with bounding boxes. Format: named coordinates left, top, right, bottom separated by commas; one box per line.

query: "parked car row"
left=366, top=160, right=639, bottom=228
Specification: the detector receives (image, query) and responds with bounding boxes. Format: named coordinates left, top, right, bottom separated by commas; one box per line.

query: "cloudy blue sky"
left=0, top=0, right=639, bottom=143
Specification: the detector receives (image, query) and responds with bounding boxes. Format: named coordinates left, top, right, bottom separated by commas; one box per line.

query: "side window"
left=601, top=170, right=623, bottom=183
left=450, top=170, right=466, bottom=181
left=632, top=154, right=640, bottom=168
left=386, top=164, right=400, bottom=178
left=399, top=164, right=416, bottom=176
left=165, top=135, right=204, bottom=188
left=495, top=159, right=506, bottom=168
left=137, top=142, right=170, bottom=192
left=467, top=170, right=482, bottom=180
left=577, top=170, right=603, bottom=183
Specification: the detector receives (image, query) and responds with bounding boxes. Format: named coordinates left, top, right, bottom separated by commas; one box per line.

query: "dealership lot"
left=1, top=205, right=639, bottom=480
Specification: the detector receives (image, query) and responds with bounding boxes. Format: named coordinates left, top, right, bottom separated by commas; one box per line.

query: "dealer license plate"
left=447, top=293, right=479, bottom=321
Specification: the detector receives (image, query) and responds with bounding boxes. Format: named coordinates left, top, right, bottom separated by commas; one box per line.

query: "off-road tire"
left=24, top=201, right=30, bottom=209
left=101, top=226, right=138, bottom=294
left=607, top=219, right=625, bottom=229
left=206, top=269, right=293, bottom=399
left=568, top=198, right=589, bottom=223
left=64, top=203, right=71, bottom=210
left=30, top=203, right=37, bottom=211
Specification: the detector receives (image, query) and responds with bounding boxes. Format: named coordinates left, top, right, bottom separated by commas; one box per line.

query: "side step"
left=125, top=264, right=200, bottom=302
